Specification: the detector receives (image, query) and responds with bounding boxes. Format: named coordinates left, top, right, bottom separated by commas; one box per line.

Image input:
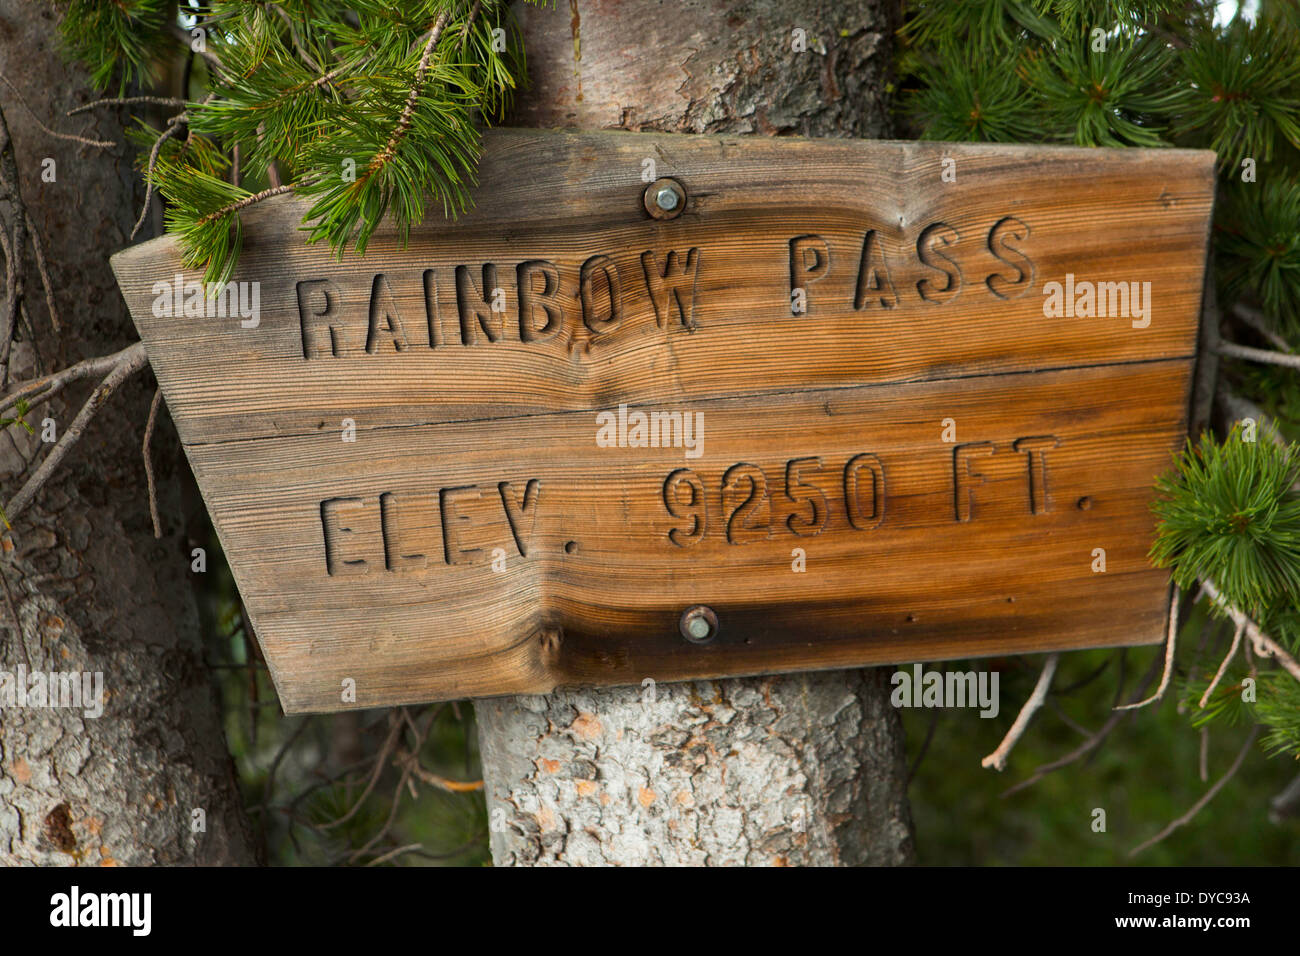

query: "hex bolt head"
left=679, top=605, right=718, bottom=644
left=644, top=177, right=686, bottom=220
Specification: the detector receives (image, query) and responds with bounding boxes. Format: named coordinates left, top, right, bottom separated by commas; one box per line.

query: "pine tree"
left=900, top=0, right=1300, bottom=768
left=46, top=0, right=917, bottom=867
left=45, top=0, right=1300, bottom=853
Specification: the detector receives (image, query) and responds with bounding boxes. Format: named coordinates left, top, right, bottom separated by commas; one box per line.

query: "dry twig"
left=1129, top=725, right=1260, bottom=857
left=0, top=71, right=114, bottom=148
left=1001, top=652, right=1164, bottom=798
left=1217, top=339, right=1300, bottom=370
left=1115, top=586, right=1180, bottom=711
left=1202, top=579, right=1300, bottom=683
left=142, top=387, right=164, bottom=539
left=0, top=341, right=144, bottom=415
left=5, top=342, right=149, bottom=522
left=1231, top=304, right=1292, bottom=352
left=982, top=653, right=1060, bottom=771
left=1199, top=618, right=1246, bottom=709
left=68, top=96, right=186, bottom=117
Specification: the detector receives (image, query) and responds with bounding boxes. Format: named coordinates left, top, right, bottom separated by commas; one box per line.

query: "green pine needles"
left=1022, top=32, right=1185, bottom=147
left=1176, top=17, right=1300, bottom=169
left=904, top=0, right=1300, bottom=760
left=1150, top=429, right=1300, bottom=617
left=1217, top=178, right=1300, bottom=336
left=61, top=0, right=541, bottom=283
left=62, top=0, right=176, bottom=95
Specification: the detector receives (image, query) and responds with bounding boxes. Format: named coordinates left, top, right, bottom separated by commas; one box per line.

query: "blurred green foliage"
left=904, top=640, right=1300, bottom=864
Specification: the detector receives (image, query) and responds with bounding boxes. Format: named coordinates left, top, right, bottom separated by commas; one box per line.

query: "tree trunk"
left=0, top=5, right=256, bottom=865
left=477, top=0, right=915, bottom=866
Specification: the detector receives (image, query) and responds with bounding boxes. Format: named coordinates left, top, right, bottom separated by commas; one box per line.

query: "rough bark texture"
left=477, top=0, right=915, bottom=867
left=479, top=670, right=914, bottom=865
left=0, top=5, right=256, bottom=865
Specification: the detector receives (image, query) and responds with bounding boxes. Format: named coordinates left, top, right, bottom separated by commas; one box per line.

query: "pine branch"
left=1150, top=430, right=1300, bottom=616
left=362, top=11, right=452, bottom=184
left=194, top=183, right=295, bottom=227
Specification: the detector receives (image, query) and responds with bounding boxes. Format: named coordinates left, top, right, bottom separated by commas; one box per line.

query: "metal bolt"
left=644, top=177, right=686, bottom=220
left=679, top=605, right=718, bottom=644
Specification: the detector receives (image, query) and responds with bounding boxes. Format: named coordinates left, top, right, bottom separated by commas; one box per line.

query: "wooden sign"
left=110, top=130, right=1215, bottom=713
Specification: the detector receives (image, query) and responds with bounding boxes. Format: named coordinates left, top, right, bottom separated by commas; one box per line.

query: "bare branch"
left=0, top=101, right=28, bottom=378
left=1129, top=725, right=1260, bottom=857
left=1270, top=774, right=1300, bottom=824
left=1217, top=339, right=1300, bottom=370
left=0, top=341, right=145, bottom=416
left=1199, top=617, right=1245, bottom=709
left=316, top=714, right=403, bottom=831
left=132, top=112, right=188, bottom=240
left=142, top=387, right=164, bottom=539
left=256, top=717, right=311, bottom=846
left=1001, top=652, right=1163, bottom=799
left=345, top=760, right=413, bottom=865
left=1044, top=698, right=1095, bottom=738
left=24, top=213, right=59, bottom=332
left=364, top=842, right=423, bottom=867
left=395, top=747, right=484, bottom=793
left=982, top=653, right=1059, bottom=771
left=0, top=71, right=114, bottom=148
left=67, top=96, right=186, bottom=117
left=1218, top=389, right=1288, bottom=450
left=170, top=23, right=226, bottom=74
left=906, top=707, right=940, bottom=785
left=1115, top=586, right=1180, bottom=711
left=1231, top=304, right=1293, bottom=352
left=4, top=342, right=149, bottom=522
left=1202, top=579, right=1300, bottom=683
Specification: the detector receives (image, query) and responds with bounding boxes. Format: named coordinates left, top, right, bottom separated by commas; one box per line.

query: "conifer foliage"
left=902, top=0, right=1300, bottom=759
left=61, top=1, right=538, bottom=283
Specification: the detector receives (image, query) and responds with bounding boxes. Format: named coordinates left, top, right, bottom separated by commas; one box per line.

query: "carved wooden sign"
left=111, top=130, right=1214, bottom=713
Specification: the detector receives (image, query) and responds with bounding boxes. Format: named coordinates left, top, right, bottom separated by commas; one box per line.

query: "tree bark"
left=0, top=5, right=256, bottom=865
left=477, top=0, right=914, bottom=866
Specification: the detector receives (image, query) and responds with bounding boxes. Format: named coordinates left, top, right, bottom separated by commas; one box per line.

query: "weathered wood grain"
left=113, top=131, right=1211, bottom=440
left=110, top=130, right=1214, bottom=713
